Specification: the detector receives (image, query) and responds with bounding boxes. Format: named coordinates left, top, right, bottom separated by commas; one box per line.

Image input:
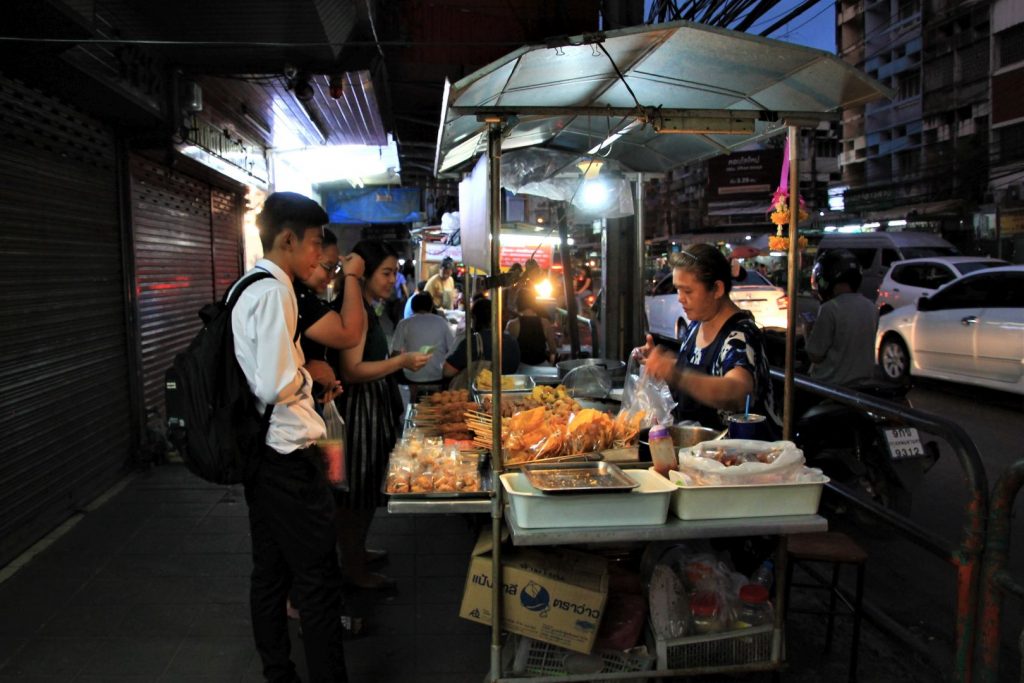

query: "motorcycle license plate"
left=884, top=427, right=926, bottom=460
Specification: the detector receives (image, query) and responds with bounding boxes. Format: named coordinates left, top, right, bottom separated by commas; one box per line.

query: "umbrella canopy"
left=435, top=20, right=891, bottom=176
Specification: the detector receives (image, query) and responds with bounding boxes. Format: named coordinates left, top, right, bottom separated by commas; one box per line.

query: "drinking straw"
left=744, top=394, right=751, bottom=418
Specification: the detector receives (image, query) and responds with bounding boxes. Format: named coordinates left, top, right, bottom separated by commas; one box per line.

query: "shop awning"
left=435, top=21, right=892, bottom=176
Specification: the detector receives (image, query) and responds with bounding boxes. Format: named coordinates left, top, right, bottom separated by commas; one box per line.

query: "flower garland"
left=767, top=136, right=809, bottom=251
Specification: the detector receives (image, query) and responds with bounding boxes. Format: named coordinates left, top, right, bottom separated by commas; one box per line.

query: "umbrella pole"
left=783, top=126, right=800, bottom=440
left=486, top=122, right=505, bottom=682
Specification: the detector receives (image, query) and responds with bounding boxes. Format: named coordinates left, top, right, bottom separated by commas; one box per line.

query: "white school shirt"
left=230, top=259, right=325, bottom=454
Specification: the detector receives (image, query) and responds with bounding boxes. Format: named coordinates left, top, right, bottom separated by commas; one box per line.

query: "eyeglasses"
left=320, top=262, right=342, bottom=276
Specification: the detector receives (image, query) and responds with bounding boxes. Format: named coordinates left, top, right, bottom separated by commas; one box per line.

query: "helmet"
left=811, top=249, right=862, bottom=301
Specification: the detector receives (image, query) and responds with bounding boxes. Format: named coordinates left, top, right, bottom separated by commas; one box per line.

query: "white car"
left=877, top=256, right=1008, bottom=314
left=876, top=266, right=1024, bottom=395
left=645, top=269, right=789, bottom=340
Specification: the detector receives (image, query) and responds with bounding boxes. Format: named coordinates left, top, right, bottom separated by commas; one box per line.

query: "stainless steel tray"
left=522, top=461, right=638, bottom=494
left=472, top=374, right=536, bottom=395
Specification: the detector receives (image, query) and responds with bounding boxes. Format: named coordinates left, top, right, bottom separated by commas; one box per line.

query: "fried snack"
left=567, top=409, right=615, bottom=452
left=613, top=410, right=646, bottom=445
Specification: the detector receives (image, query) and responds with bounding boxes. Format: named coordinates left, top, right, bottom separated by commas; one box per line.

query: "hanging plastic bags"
left=318, top=401, right=349, bottom=490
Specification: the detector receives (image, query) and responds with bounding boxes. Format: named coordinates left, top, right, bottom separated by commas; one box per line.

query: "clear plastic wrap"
left=676, top=439, right=806, bottom=486
left=499, top=148, right=635, bottom=218
left=615, top=350, right=676, bottom=444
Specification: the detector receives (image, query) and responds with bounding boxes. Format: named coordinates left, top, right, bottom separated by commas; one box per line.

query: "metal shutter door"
left=210, top=187, right=243, bottom=300
left=0, top=75, right=131, bottom=566
left=130, top=155, right=216, bottom=416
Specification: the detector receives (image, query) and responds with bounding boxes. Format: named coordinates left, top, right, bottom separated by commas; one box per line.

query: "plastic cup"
left=728, top=414, right=766, bottom=440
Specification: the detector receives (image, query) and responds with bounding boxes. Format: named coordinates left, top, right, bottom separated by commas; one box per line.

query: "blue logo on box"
left=520, top=581, right=550, bottom=614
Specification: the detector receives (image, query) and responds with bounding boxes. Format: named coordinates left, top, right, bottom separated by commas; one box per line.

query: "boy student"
left=232, top=192, right=348, bottom=682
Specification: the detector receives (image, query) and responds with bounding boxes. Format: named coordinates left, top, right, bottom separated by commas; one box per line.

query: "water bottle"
left=649, top=425, right=677, bottom=476
left=750, top=559, right=774, bottom=590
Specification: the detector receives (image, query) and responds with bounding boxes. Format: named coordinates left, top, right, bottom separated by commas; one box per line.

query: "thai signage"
left=707, top=149, right=782, bottom=199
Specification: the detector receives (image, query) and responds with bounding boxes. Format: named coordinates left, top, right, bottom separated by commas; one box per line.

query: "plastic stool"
left=784, top=531, right=867, bottom=683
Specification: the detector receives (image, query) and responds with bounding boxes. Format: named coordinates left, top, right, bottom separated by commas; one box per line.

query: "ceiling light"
left=576, top=159, right=604, bottom=180
left=328, top=74, right=345, bottom=99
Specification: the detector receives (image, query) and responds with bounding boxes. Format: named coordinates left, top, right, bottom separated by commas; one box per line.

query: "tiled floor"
left=0, top=463, right=944, bottom=682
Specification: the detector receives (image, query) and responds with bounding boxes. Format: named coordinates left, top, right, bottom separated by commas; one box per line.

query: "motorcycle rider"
left=806, top=249, right=878, bottom=387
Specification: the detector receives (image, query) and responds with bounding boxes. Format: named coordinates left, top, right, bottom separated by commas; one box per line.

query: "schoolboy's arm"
left=251, top=288, right=306, bottom=405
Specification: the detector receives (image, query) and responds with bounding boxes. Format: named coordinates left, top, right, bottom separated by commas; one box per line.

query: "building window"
left=897, top=72, right=921, bottom=100
left=898, top=0, right=920, bottom=22
left=997, top=24, right=1024, bottom=68
left=996, top=122, right=1024, bottom=165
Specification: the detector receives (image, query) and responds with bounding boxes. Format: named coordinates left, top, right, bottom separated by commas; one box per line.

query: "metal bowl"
left=669, top=425, right=721, bottom=448
left=555, top=358, right=627, bottom=381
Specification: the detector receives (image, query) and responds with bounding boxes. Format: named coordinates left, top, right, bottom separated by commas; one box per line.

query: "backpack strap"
left=224, top=271, right=274, bottom=310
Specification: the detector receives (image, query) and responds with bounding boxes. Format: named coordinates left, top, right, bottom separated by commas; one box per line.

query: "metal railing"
left=770, top=369, right=989, bottom=683
left=977, top=458, right=1024, bottom=683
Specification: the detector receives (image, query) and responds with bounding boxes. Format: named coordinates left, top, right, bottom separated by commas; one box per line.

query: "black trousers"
left=245, top=445, right=347, bottom=683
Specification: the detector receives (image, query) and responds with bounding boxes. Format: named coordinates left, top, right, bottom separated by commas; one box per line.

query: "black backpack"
left=167, top=271, right=275, bottom=485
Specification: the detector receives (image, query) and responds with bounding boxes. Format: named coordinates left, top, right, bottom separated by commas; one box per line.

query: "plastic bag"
left=318, top=401, right=348, bottom=490
left=677, top=439, right=805, bottom=486
left=562, top=364, right=612, bottom=399
left=616, top=349, right=676, bottom=439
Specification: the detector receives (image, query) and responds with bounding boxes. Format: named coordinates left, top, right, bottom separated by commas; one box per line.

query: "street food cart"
left=391, top=19, right=891, bottom=681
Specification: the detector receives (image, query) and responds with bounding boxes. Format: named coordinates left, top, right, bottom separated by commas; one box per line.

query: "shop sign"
left=707, top=149, right=782, bottom=199
left=999, top=210, right=1024, bottom=235
left=500, top=245, right=553, bottom=270
left=183, top=115, right=269, bottom=185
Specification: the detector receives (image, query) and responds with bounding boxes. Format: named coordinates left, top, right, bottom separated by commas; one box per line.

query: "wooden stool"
left=784, top=531, right=868, bottom=683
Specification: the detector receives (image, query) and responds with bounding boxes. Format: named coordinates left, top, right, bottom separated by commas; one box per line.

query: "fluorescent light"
left=838, top=225, right=861, bottom=233
left=745, top=235, right=752, bottom=240
left=580, top=179, right=609, bottom=209
left=824, top=226, right=838, bottom=232
left=501, top=233, right=561, bottom=246
left=888, top=219, right=907, bottom=227
left=819, top=211, right=825, bottom=216
left=862, top=222, right=881, bottom=229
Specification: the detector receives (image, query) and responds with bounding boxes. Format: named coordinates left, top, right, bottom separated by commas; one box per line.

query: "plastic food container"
left=501, top=469, right=677, bottom=528
left=666, top=469, right=828, bottom=520
left=473, top=374, right=535, bottom=395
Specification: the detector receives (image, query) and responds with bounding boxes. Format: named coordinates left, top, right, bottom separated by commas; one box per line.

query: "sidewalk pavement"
left=0, top=462, right=944, bottom=682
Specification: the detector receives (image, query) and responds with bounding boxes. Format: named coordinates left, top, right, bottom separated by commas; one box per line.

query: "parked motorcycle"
left=792, top=379, right=940, bottom=516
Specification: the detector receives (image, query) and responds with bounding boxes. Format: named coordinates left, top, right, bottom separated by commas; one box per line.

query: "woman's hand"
left=342, top=252, right=366, bottom=279
left=305, top=360, right=343, bottom=403
left=320, top=382, right=343, bottom=403
left=631, top=333, right=657, bottom=364
left=400, top=352, right=432, bottom=372
left=645, top=346, right=678, bottom=383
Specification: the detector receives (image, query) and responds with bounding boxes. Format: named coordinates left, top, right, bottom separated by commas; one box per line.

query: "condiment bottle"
left=689, top=590, right=724, bottom=635
left=734, top=584, right=773, bottom=629
left=648, top=425, right=677, bottom=476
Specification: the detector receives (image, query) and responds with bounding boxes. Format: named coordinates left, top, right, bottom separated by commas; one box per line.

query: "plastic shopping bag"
left=614, top=349, right=676, bottom=443
left=318, top=401, right=349, bottom=490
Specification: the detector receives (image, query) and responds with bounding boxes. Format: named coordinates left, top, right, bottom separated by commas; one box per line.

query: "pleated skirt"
left=334, top=376, right=403, bottom=511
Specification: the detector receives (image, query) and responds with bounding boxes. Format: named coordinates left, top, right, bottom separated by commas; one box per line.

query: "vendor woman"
left=642, top=244, right=782, bottom=439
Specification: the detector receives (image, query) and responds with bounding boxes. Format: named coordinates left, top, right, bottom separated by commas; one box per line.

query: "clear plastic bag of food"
left=620, top=350, right=676, bottom=429
left=678, top=439, right=805, bottom=485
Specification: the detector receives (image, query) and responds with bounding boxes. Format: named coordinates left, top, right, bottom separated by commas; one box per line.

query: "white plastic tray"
left=666, top=469, right=828, bottom=520
left=500, top=469, right=676, bottom=529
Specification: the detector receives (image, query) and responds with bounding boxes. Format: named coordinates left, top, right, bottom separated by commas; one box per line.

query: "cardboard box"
left=459, top=529, right=608, bottom=654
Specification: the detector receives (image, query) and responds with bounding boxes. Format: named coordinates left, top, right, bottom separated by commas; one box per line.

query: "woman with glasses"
left=642, top=244, right=782, bottom=439
left=295, top=229, right=366, bottom=403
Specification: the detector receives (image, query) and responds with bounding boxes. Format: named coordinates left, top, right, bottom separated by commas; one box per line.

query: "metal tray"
left=522, top=461, right=639, bottom=494
left=472, top=374, right=536, bottom=395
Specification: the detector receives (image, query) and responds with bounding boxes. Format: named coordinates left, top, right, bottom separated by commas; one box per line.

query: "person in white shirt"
left=391, top=292, right=455, bottom=395
left=231, top=192, right=348, bottom=682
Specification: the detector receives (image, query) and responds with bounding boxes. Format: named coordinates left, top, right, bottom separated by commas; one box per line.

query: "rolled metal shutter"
left=0, top=75, right=132, bottom=566
left=130, top=156, right=215, bottom=416
left=131, top=157, right=245, bottom=417
left=210, top=187, right=243, bottom=300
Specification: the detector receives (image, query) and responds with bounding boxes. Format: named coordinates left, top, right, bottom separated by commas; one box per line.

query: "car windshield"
left=900, top=246, right=959, bottom=259
left=955, top=260, right=1007, bottom=275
